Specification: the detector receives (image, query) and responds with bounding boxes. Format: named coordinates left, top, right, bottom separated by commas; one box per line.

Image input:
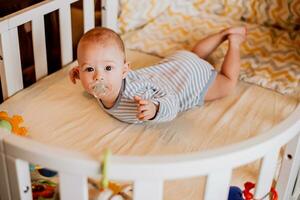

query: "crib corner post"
left=276, top=133, right=300, bottom=200
left=0, top=131, right=11, bottom=200
left=4, top=138, right=32, bottom=200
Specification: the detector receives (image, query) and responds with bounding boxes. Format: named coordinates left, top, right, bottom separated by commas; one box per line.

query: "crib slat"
left=255, top=148, right=279, bottom=198
left=59, top=172, right=88, bottom=200
left=0, top=28, right=23, bottom=99
left=276, top=134, right=300, bottom=199
left=6, top=156, right=32, bottom=200
left=59, top=4, right=73, bottom=66
left=204, top=169, right=231, bottom=200
left=0, top=132, right=11, bottom=200
left=101, top=0, right=119, bottom=32
left=83, top=0, right=95, bottom=33
left=0, top=153, right=10, bottom=200
left=32, top=17, right=48, bottom=80
left=134, top=180, right=163, bottom=200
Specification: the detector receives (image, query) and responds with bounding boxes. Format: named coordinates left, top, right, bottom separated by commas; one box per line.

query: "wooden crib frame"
left=0, top=0, right=299, bottom=199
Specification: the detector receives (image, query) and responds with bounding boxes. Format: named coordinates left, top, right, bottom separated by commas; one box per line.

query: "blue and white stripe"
left=99, top=50, right=217, bottom=123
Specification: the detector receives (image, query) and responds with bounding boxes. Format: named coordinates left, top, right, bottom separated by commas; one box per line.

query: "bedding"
left=120, top=1, right=300, bottom=96
left=1, top=50, right=298, bottom=199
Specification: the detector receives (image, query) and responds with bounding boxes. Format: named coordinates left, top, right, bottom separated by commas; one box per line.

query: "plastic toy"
left=228, top=186, right=243, bottom=200
left=0, top=111, right=28, bottom=136
left=243, top=182, right=278, bottom=200
left=30, top=164, right=58, bottom=177
left=32, top=179, right=58, bottom=200
left=89, top=149, right=133, bottom=200
left=228, top=182, right=278, bottom=200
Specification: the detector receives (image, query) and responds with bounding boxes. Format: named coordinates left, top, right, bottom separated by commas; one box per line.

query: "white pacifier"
left=92, top=78, right=108, bottom=98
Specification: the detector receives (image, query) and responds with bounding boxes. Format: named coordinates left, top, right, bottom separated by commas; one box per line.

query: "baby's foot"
left=228, top=33, right=246, bottom=49
left=225, top=26, right=247, bottom=36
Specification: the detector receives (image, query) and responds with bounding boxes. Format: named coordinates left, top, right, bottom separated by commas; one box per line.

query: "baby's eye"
left=105, top=66, right=112, bottom=71
left=85, top=67, right=94, bottom=72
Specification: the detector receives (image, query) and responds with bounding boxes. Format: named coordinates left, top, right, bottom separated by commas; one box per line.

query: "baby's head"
left=76, top=27, right=129, bottom=100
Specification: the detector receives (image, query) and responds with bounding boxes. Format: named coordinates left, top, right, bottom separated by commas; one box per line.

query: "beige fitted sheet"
left=1, top=50, right=298, bottom=199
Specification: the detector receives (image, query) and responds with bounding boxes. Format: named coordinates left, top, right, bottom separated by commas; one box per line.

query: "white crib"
left=0, top=0, right=300, bottom=199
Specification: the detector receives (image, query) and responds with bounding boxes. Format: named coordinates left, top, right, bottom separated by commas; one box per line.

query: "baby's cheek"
left=80, top=80, right=92, bottom=93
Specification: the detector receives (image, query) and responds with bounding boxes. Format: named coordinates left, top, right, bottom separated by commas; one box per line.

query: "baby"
left=69, top=26, right=246, bottom=123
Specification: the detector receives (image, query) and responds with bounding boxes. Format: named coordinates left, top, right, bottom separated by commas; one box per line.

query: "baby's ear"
left=69, top=66, right=80, bottom=84
left=122, top=62, right=130, bottom=79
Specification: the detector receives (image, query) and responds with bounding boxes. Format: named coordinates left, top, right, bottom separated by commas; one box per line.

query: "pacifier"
left=92, top=78, right=108, bottom=98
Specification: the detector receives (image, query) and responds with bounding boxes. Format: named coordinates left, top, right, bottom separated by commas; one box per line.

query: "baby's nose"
left=94, top=71, right=103, bottom=81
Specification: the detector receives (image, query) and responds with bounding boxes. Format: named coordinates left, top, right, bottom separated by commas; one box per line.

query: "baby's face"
left=77, top=42, right=128, bottom=98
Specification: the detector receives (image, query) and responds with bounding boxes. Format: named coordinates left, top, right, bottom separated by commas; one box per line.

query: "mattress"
left=1, top=50, right=298, bottom=199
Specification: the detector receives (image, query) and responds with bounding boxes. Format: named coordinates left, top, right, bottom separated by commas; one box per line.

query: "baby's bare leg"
left=204, top=34, right=246, bottom=101
left=192, top=27, right=246, bottom=59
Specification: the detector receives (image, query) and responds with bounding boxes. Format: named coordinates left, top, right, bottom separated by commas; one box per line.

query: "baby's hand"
left=134, top=96, right=158, bottom=121
left=69, top=67, right=80, bottom=84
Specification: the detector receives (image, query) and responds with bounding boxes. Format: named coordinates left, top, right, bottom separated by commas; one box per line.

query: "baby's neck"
left=100, top=92, right=119, bottom=109
left=100, top=84, right=123, bottom=109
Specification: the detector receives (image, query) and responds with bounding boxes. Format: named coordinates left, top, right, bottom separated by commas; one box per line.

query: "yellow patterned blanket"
left=118, top=0, right=300, bottom=95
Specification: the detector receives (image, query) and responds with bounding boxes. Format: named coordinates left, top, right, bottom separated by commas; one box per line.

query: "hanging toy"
left=243, top=182, right=278, bottom=200
left=32, top=179, right=58, bottom=200
left=228, top=182, right=278, bottom=200
left=89, top=149, right=133, bottom=200
left=0, top=111, right=28, bottom=136
left=228, top=186, right=244, bottom=200
left=30, top=164, right=58, bottom=177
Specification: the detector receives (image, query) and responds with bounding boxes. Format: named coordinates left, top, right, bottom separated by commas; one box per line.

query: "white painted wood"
left=32, top=17, right=48, bottom=80
left=0, top=153, right=10, bottom=200
left=0, top=19, right=9, bottom=33
left=0, top=130, right=11, bottom=200
left=0, top=29, right=23, bottom=99
left=255, top=148, right=280, bottom=199
left=0, top=0, right=78, bottom=29
left=4, top=134, right=100, bottom=176
left=0, top=0, right=57, bottom=28
left=59, top=3, right=73, bottom=66
left=277, top=134, right=300, bottom=199
left=6, top=156, right=32, bottom=200
left=59, top=173, right=88, bottom=200
left=134, top=180, right=163, bottom=200
left=101, top=0, right=119, bottom=32
left=204, top=169, right=232, bottom=200
left=83, top=0, right=95, bottom=33
left=292, top=169, right=300, bottom=200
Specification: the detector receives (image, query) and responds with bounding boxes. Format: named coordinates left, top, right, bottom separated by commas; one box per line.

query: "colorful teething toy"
left=0, top=111, right=28, bottom=136
left=243, top=181, right=278, bottom=200
left=32, top=179, right=58, bottom=200
left=228, top=182, right=278, bottom=200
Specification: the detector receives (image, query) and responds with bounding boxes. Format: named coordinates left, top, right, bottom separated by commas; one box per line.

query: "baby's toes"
left=228, top=26, right=247, bottom=36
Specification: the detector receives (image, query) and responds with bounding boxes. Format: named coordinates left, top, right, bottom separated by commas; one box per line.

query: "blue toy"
left=228, top=186, right=243, bottom=200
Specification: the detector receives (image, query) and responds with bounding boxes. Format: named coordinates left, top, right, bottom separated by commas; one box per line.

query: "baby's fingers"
left=134, top=96, right=141, bottom=103
left=138, top=105, right=149, bottom=113
left=134, top=96, right=149, bottom=105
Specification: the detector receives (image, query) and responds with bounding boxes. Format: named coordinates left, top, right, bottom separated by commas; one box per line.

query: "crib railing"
left=1, top=106, right=300, bottom=200
left=0, top=0, right=300, bottom=200
left=0, top=0, right=95, bottom=100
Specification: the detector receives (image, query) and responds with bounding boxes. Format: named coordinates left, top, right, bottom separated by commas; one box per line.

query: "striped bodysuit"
left=98, top=50, right=217, bottom=123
